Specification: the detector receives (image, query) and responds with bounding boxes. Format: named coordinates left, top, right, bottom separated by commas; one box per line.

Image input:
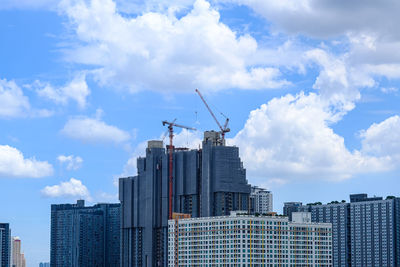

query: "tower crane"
left=162, top=120, right=196, bottom=219
left=195, top=88, right=230, bottom=144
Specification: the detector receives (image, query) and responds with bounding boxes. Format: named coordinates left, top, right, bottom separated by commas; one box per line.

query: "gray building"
left=349, top=194, right=400, bottom=267
left=50, top=200, right=120, bottom=267
left=309, top=194, right=400, bottom=267
left=250, top=186, right=273, bottom=214
left=311, top=202, right=350, bottom=267
left=283, top=201, right=310, bottom=220
left=0, top=223, right=11, bottom=267
left=119, top=131, right=251, bottom=267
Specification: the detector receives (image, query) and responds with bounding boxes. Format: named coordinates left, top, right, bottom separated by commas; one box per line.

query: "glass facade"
left=50, top=201, right=120, bottom=267
left=0, top=223, right=11, bottom=267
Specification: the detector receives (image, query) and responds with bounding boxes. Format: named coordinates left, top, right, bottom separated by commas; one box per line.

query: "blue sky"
left=1, top=0, right=400, bottom=266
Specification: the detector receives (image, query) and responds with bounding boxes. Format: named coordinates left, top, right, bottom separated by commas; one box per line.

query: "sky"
left=0, top=0, right=400, bottom=266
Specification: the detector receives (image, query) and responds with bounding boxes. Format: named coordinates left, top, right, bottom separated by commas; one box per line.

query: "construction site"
left=119, top=89, right=253, bottom=266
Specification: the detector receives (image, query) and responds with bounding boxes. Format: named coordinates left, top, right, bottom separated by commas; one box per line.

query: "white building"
left=168, top=211, right=332, bottom=267
left=12, top=237, right=26, bottom=267
left=250, top=186, right=273, bottom=214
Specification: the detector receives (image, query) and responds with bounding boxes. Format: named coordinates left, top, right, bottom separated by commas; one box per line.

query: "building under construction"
left=119, top=131, right=251, bottom=267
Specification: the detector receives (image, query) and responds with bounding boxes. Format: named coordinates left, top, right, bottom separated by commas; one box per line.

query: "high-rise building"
left=39, top=263, right=50, bottom=267
left=119, top=131, right=251, bottom=267
left=311, top=202, right=350, bottom=267
left=349, top=195, right=400, bottom=267
left=250, top=186, right=273, bottom=214
left=308, top=193, right=400, bottom=267
left=50, top=200, right=120, bottom=267
left=168, top=211, right=332, bottom=266
left=0, top=223, right=11, bottom=267
left=12, top=237, right=26, bottom=267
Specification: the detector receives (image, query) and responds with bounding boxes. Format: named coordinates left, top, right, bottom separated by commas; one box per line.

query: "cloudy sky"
left=1, top=0, right=400, bottom=265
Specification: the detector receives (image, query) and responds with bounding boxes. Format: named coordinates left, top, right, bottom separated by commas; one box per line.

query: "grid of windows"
left=168, top=215, right=332, bottom=267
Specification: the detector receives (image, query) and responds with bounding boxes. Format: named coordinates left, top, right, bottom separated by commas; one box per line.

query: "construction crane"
left=195, top=88, right=230, bottom=144
left=162, top=120, right=196, bottom=219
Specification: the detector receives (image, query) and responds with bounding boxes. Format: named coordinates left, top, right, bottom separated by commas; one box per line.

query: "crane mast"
left=195, top=88, right=230, bottom=144
left=162, top=120, right=196, bottom=219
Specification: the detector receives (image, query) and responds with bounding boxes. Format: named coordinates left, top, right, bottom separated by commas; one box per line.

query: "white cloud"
left=0, top=79, right=31, bottom=118
left=304, top=48, right=375, bottom=119
left=41, top=178, right=91, bottom=200
left=36, top=73, right=90, bottom=109
left=61, top=112, right=131, bottom=144
left=59, top=0, right=289, bottom=92
left=360, top=115, right=400, bottom=162
left=381, top=87, right=398, bottom=94
left=0, top=78, right=53, bottom=118
left=57, top=155, right=83, bottom=170
left=0, top=145, right=53, bottom=178
left=229, top=92, right=394, bottom=185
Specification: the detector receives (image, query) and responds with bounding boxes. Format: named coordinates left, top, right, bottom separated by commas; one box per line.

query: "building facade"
left=0, top=223, right=11, bottom=267
left=119, top=131, right=251, bottom=267
left=309, top=194, right=400, bottom=267
left=311, top=203, right=350, bottom=267
left=39, top=263, right=50, bottom=267
left=250, top=186, right=273, bottom=214
left=12, top=237, right=26, bottom=267
left=349, top=195, right=400, bottom=267
left=50, top=200, right=120, bottom=267
left=283, top=202, right=310, bottom=221
left=168, top=211, right=332, bottom=266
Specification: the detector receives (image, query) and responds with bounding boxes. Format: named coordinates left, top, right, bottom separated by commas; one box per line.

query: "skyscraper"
left=349, top=195, right=400, bottom=267
left=309, top=193, right=400, bottom=267
left=311, top=202, right=350, bottom=267
left=39, top=263, right=50, bottom=267
left=50, top=200, right=120, bottom=267
left=12, top=237, right=26, bottom=267
left=250, top=186, right=273, bottom=214
left=119, top=131, right=251, bottom=267
left=0, top=223, right=11, bottom=267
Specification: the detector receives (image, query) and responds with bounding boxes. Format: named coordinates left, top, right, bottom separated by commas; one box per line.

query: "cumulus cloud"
left=61, top=111, right=131, bottom=144
left=229, top=93, right=395, bottom=185
left=360, top=115, right=400, bottom=162
left=0, top=145, right=53, bottom=178
left=41, top=178, right=91, bottom=200
left=36, top=73, right=90, bottom=109
left=57, top=155, right=83, bottom=170
left=59, top=0, right=289, bottom=92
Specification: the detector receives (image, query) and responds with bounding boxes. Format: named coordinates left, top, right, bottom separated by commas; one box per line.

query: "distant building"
left=50, top=200, right=120, bottom=267
left=39, top=263, right=50, bottom=267
left=283, top=202, right=310, bottom=221
left=168, top=211, right=332, bottom=266
left=308, top=193, right=400, bottom=267
left=0, top=223, right=11, bottom=267
left=120, top=131, right=251, bottom=267
left=250, top=186, right=273, bottom=214
left=12, top=237, right=26, bottom=267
